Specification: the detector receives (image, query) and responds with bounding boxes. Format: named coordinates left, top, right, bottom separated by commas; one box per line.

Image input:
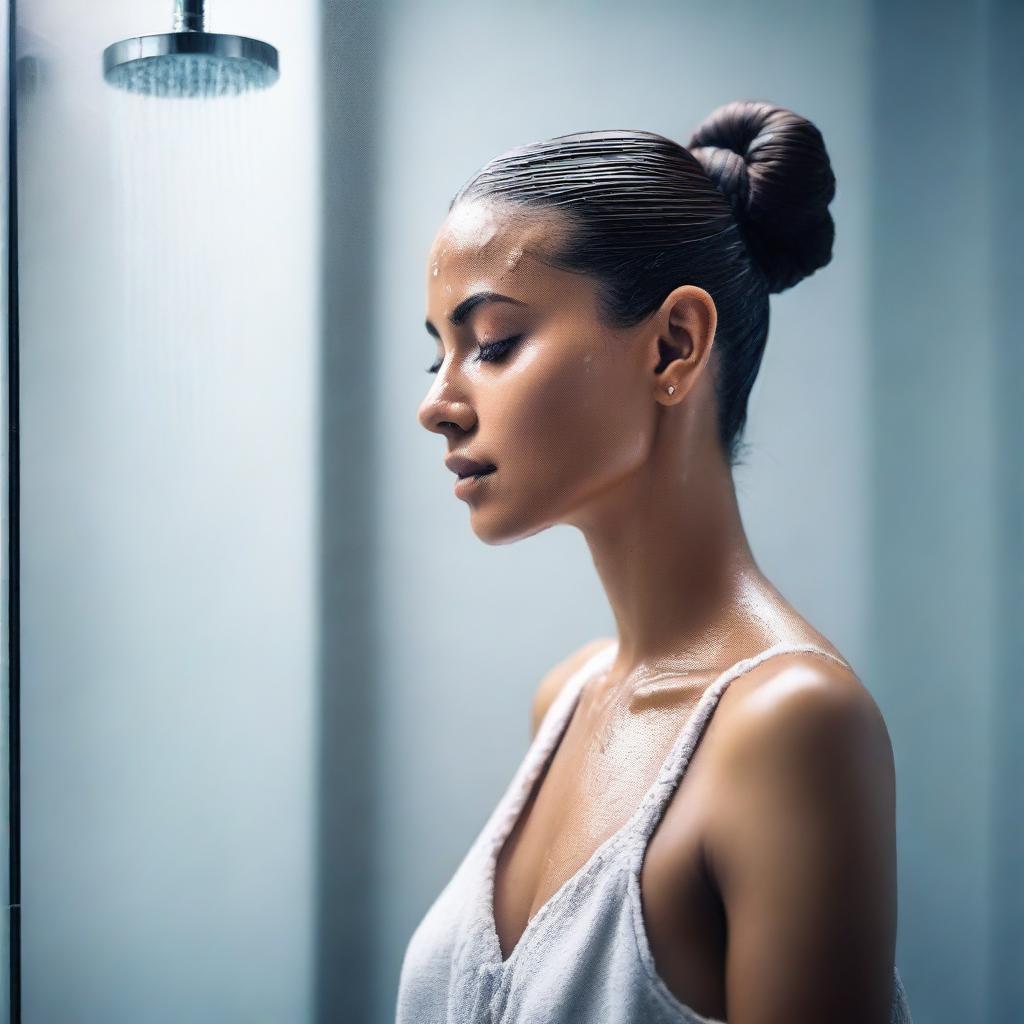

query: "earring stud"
left=667, top=386, right=675, bottom=395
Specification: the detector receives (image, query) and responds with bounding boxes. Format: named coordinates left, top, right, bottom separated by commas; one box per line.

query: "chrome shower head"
left=103, top=0, right=278, bottom=98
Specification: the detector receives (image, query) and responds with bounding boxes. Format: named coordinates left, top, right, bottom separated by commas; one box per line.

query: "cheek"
left=502, top=350, right=647, bottom=491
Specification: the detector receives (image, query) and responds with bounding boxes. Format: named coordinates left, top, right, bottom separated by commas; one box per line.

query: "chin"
left=467, top=506, right=558, bottom=546
left=469, top=516, right=545, bottom=546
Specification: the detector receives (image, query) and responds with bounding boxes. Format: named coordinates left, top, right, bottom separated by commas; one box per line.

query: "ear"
left=649, top=285, right=717, bottom=405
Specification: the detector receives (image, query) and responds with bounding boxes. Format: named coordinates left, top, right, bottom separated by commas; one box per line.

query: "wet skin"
left=418, top=199, right=899, bottom=1023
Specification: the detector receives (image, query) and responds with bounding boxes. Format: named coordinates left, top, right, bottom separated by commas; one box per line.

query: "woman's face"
left=418, top=199, right=663, bottom=544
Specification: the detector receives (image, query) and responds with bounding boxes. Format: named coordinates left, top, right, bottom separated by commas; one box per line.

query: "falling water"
left=109, top=64, right=265, bottom=460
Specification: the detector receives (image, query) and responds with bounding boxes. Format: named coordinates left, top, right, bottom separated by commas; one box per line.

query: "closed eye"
left=426, top=334, right=524, bottom=375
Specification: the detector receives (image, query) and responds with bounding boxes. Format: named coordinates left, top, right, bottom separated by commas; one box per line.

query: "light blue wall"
left=989, top=2, right=1024, bottom=1019
left=869, top=1, right=1022, bottom=1021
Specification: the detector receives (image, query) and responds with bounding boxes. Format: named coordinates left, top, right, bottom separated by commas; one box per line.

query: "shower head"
left=103, top=0, right=278, bottom=98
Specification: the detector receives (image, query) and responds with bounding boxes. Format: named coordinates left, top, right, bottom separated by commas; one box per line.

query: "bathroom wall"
left=869, top=1, right=1022, bottom=1021
left=989, top=3, right=1024, bottom=1019
left=15, top=2, right=320, bottom=1021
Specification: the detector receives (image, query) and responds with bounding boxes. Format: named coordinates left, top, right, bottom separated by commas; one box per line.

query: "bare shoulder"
left=692, top=652, right=900, bottom=1019
left=529, top=636, right=616, bottom=739
left=710, top=652, right=895, bottom=788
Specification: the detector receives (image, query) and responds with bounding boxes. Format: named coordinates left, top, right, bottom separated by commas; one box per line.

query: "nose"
left=417, top=384, right=475, bottom=437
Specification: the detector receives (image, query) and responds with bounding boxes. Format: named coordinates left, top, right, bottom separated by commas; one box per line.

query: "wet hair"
left=449, top=99, right=837, bottom=468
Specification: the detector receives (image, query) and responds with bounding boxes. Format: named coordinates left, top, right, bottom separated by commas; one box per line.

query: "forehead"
left=426, top=200, right=567, bottom=292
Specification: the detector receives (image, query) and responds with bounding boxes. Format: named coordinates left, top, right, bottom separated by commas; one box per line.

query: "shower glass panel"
left=2, top=0, right=12, bottom=1021
left=12, top=1, right=320, bottom=1020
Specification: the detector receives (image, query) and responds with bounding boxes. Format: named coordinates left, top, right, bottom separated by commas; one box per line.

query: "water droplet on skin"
left=445, top=202, right=500, bottom=250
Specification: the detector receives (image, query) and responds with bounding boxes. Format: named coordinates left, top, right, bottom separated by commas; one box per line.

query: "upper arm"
left=529, top=636, right=615, bottom=740
left=702, top=667, right=898, bottom=1023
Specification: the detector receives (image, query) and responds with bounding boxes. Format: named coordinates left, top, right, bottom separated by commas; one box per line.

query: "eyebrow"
left=424, top=291, right=528, bottom=339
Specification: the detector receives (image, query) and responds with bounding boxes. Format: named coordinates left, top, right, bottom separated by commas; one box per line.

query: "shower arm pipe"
left=174, top=0, right=206, bottom=33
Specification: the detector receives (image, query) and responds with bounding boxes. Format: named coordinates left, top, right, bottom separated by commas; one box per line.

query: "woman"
left=397, top=100, right=912, bottom=1023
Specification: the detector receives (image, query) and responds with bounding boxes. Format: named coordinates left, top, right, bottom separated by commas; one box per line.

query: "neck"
left=568, top=435, right=777, bottom=679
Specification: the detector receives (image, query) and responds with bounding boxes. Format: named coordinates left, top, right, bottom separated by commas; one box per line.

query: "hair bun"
left=687, top=99, right=836, bottom=294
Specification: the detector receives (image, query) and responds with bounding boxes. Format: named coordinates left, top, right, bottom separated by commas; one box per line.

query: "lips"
left=460, top=467, right=496, bottom=480
left=445, top=455, right=497, bottom=479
